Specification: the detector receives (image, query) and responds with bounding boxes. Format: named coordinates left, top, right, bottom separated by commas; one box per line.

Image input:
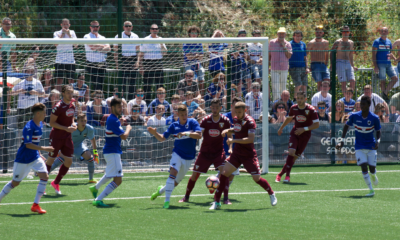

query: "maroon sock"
left=286, top=155, right=295, bottom=177
left=223, top=178, right=230, bottom=201
left=257, top=177, right=274, bottom=195
left=278, top=164, right=287, bottom=177
left=185, top=177, right=197, bottom=198
left=214, top=174, right=228, bottom=203
left=46, top=164, right=52, bottom=174
left=54, top=164, right=69, bottom=184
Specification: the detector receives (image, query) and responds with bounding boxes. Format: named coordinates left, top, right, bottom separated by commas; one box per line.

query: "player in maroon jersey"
left=276, top=91, right=320, bottom=183
left=209, top=102, right=277, bottom=210
left=179, top=99, right=231, bottom=203
left=45, top=85, right=77, bottom=194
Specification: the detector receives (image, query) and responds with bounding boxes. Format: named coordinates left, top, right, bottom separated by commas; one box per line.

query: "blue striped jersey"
left=15, top=120, right=43, bottom=164
left=103, top=114, right=125, bottom=154
left=346, top=111, right=381, bottom=150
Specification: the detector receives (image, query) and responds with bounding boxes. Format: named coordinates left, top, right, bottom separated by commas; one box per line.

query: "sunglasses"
left=190, top=32, right=199, bottom=35
left=132, top=109, right=140, bottom=113
left=136, top=94, right=144, bottom=97
left=150, top=28, right=159, bottom=30
left=124, top=25, right=132, bottom=27
left=186, top=75, right=194, bottom=77
left=253, top=87, right=260, bottom=89
left=91, top=26, right=100, bottom=28
left=95, top=96, right=103, bottom=99
left=277, top=106, right=285, bottom=109
left=158, top=92, right=166, bottom=94
left=318, top=107, right=325, bottom=109
left=156, top=108, right=165, bottom=111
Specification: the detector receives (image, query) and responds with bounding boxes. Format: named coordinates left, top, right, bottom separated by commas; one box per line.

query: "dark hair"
left=177, top=104, right=187, bottom=112
left=187, top=25, right=200, bottom=37
left=77, top=113, right=87, bottom=120
left=317, top=101, right=326, bottom=106
left=78, top=73, right=85, bottom=79
left=252, top=30, right=261, bottom=36
left=131, top=104, right=140, bottom=109
left=210, top=98, right=221, bottom=106
left=293, top=30, right=303, bottom=38
left=110, top=98, right=122, bottom=108
left=361, top=96, right=371, bottom=106
left=235, top=102, right=246, bottom=109
left=31, top=102, right=46, bottom=114
left=297, top=91, right=307, bottom=98
left=275, top=101, right=287, bottom=111
left=91, top=90, right=103, bottom=99
left=62, top=85, right=73, bottom=93
left=232, top=96, right=243, bottom=105
left=136, top=88, right=144, bottom=93
left=346, top=87, right=354, bottom=94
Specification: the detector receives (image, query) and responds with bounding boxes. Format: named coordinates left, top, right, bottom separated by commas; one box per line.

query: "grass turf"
left=0, top=165, right=399, bottom=239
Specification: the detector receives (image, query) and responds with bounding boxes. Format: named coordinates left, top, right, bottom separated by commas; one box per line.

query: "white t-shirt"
left=247, top=42, right=263, bottom=62
left=53, top=29, right=77, bottom=64
left=147, top=115, right=166, bottom=126
left=245, top=92, right=263, bottom=120
left=13, top=78, right=44, bottom=109
left=114, top=32, right=139, bottom=57
left=140, top=35, right=167, bottom=60
left=127, top=98, right=147, bottom=115
left=357, top=93, right=385, bottom=113
left=84, top=32, right=107, bottom=63
left=311, top=91, right=332, bottom=113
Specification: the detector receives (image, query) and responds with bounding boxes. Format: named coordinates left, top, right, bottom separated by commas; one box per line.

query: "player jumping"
left=90, top=98, right=132, bottom=207
left=148, top=104, right=202, bottom=209
left=276, top=91, right=320, bottom=183
left=45, top=85, right=77, bottom=195
left=0, top=103, right=54, bottom=214
left=210, top=102, right=277, bottom=210
left=336, top=96, right=381, bottom=197
left=178, top=98, right=231, bottom=203
left=49, top=113, right=99, bottom=183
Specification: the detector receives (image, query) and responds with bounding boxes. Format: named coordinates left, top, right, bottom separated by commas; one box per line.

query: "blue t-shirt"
left=223, top=112, right=235, bottom=156
left=183, top=101, right=199, bottom=116
left=163, top=118, right=201, bottom=160
left=165, top=115, right=177, bottom=125
left=70, top=83, right=88, bottom=102
left=15, top=120, right=43, bottom=164
left=339, top=97, right=356, bottom=113
left=372, top=37, right=392, bottom=65
left=206, top=83, right=226, bottom=100
left=346, top=111, right=381, bottom=150
left=72, top=124, right=95, bottom=147
left=208, top=43, right=228, bottom=71
left=183, top=43, right=204, bottom=66
left=289, top=40, right=307, bottom=68
left=103, top=114, right=125, bottom=154
left=147, top=98, right=170, bottom=116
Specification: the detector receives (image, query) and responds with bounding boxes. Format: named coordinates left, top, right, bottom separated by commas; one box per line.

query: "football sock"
left=223, top=179, right=230, bottom=201
left=369, top=165, right=376, bottom=174
left=96, top=181, right=118, bottom=201
left=49, top=157, right=64, bottom=173
left=285, top=155, right=295, bottom=177
left=87, top=158, right=95, bottom=180
left=185, top=177, right=197, bottom=198
left=96, top=175, right=112, bottom=190
left=46, top=164, right=52, bottom=174
left=0, top=181, right=14, bottom=202
left=165, top=175, right=176, bottom=202
left=214, top=174, right=228, bottom=203
left=278, top=163, right=287, bottom=177
left=34, top=179, right=47, bottom=204
left=54, top=164, right=69, bottom=185
left=257, top=177, right=274, bottom=195
left=159, top=185, right=166, bottom=195
left=229, top=180, right=233, bottom=187
left=362, top=172, right=373, bottom=190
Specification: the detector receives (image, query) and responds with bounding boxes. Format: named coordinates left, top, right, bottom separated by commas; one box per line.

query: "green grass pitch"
left=0, top=165, right=399, bottom=239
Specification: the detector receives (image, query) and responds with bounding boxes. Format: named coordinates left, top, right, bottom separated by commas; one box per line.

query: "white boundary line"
left=1, top=188, right=399, bottom=206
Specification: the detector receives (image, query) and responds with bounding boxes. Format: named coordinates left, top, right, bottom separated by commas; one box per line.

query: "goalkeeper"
left=49, top=113, right=99, bottom=183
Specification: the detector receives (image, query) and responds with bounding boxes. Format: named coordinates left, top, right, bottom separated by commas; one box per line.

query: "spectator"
left=372, top=27, right=398, bottom=101
left=183, top=91, right=200, bottom=117
left=259, top=111, right=273, bottom=123
left=341, top=113, right=350, bottom=124
left=22, top=45, right=40, bottom=78
left=205, top=72, right=227, bottom=108
left=147, top=104, right=166, bottom=126
left=176, top=69, right=205, bottom=108
left=208, top=29, right=228, bottom=77
left=166, top=104, right=179, bottom=125
left=317, top=101, right=331, bottom=123
left=84, top=20, right=111, bottom=90
left=271, top=101, right=287, bottom=124
left=43, top=89, right=61, bottom=125
left=0, top=17, right=17, bottom=73
left=269, top=27, right=293, bottom=101
left=311, top=80, right=332, bottom=112
left=53, top=18, right=77, bottom=91
left=39, top=68, right=53, bottom=103
left=272, top=90, right=293, bottom=114
left=127, top=88, right=148, bottom=116
left=126, top=104, right=146, bottom=126
left=339, top=87, right=355, bottom=113
left=0, top=87, right=3, bottom=129
left=170, top=94, right=181, bottom=110
left=106, top=88, right=129, bottom=116
left=245, top=82, right=262, bottom=120
left=72, top=90, right=84, bottom=117
left=389, top=92, right=400, bottom=122
left=70, top=73, right=90, bottom=103
left=114, top=21, right=140, bottom=100
left=230, top=29, right=251, bottom=94
left=357, top=85, right=389, bottom=113
left=289, top=30, right=309, bottom=101
left=307, top=25, right=330, bottom=91
left=137, top=24, right=167, bottom=102
left=183, top=25, right=205, bottom=95
left=147, top=87, right=170, bottom=116
left=9, top=66, right=44, bottom=128
left=374, top=103, right=389, bottom=123
left=86, top=90, right=109, bottom=126
left=354, top=101, right=361, bottom=112
left=247, top=30, right=263, bottom=85
left=329, top=100, right=345, bottom=123
left=230, top=83, right=242, bottom=99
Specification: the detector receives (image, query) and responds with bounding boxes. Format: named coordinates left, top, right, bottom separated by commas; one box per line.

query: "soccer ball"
left=205, top=176, right=220, bottom=191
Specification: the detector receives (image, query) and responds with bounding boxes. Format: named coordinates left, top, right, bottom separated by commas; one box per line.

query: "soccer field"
left=1, top=165, right=399, bottom=240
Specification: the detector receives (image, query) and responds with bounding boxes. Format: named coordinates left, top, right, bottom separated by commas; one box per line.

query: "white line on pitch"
left=1, top=188, right=399, bottom=206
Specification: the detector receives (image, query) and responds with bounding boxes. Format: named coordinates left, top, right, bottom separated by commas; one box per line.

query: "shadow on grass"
left=91, top=203, right=120, bottom=208
left=204, top=208, right=270, bottom=213
left=42, top=194, right=67, bottom=198
left=1, top=213, right=41, bottom=218
left=340, top=195, right=374, bottom=199
left=283, top=182, right=308, bottom=186
left=143, top=205, right=191, bottom=210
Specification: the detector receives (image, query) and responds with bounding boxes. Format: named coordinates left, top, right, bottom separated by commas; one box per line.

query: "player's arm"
left=221, top=128, right=235, bottom=137
left=336, top=124, right=350, bottom=150
left=120, top=125, right=132, bottom=140
left=177, top=131, right=202, bottom=140
left=90, top=137, right=97, bottom=150
left=277, top=115, right=294, bottom=135
left=49, top=114, right=77, bottom=133
left=25, top=143, right=54, bottom=152
left=294, top=121, right=320, bottom=136
left=229, top=132, right=254, bottom=145
left=374, top=130, right=381, bottom=150
left=147, top=127, right=167, bottom=142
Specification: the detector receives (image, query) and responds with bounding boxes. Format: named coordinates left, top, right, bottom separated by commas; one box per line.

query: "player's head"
left=360, top=96, right=371, bottom=112
left=185, top=91, right=194, bottom=104
left=210, top=98, right=222, bottom=116
left=77, top=113, right=87, bottom=128
left=296, top=91, right=307, bottom=106
left=177, top=104, right=188, bottom=122
left=231, top=96, right=243, bottom=112
left=110, top=97, right=123, bottom=116
left=61, top=85, right=74, bottom=102
left=31, top=102, right=46, bottom=122
left=131, top=104, right=140, bottom=117
left=234, top=102, right=246, bottom=119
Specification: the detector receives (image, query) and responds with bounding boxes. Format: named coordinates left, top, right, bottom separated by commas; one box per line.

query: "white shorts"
left=170, top=152, right=194, bottom=184
left=104, top=153, right=123, bottom=178
left=355, top=150, right=377, bottom=167
left=13, top=158, right=47, bottom=182
left=231, top=167, right=240, bottom=176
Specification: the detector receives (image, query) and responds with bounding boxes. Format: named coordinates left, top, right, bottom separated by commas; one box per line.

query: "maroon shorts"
left=49, top=132, right=74, bottom=158
left=288, top=132, right=311, bottom=157
left=227, top=153, right=260, bottom=175
left=194, top=151, right=226, bottom=173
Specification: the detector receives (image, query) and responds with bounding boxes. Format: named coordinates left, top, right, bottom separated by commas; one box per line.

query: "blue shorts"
left=74, top=142, right=89, bottom=160
left=378, top=63, right=396, bottom=80
left=311, top=62, right=330, bottom=82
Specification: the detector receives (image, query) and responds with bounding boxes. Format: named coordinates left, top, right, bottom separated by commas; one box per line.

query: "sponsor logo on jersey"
left=367, top=120, right=371, bottom=125
left=26, top=135, right=30, bottom=140
left=66, top=108, right=75, bottom=117
left=296, top=115, right=307, bottom=122
left=293, top=108, right=298, bottom=111
left=175, top=127, right=180, bottom=130
left=234, top=123, right=242, bottom=132
left=305, top=110, right=309, bottom=115
left=209, top=129, right=220, bottom=137
left=52, top=109, right=56, bottom=113
left=219, top=122, right=224, bottom=128
left=356, top=121, right=362, bottom=123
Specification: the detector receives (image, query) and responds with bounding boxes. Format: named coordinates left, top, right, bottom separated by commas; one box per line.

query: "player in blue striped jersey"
left=336, top=96, right=381, bottom=197
left=0, top=103, right=54, bottom=214
left=89, top=98, right=132, bottom=207
left=148, top=104, right=202, bottom=209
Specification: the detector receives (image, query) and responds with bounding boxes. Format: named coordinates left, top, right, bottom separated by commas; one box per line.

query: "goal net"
left=0, top=37, right=270, bottom=174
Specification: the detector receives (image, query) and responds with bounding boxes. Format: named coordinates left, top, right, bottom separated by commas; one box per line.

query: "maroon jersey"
left=50, top=99, right=76, bottom=139
left=232, top=114, right=257, bottom=157
left=288, top=103, right=319, bottom=134
left=199, top=114, right=231, bottom=154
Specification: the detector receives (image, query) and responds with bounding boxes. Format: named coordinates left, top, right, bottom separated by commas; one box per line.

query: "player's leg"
left=277, top=134, right=298, bottom=182
left=220, top=165, right=233, bottom=204
left=355, top=150, right=374, bottom=196
left=368, top=150, right=378, bottom=186
left=285, top=134, right=310, bottom=182
left=179, top=171, right=201, bottom=203
left=49, top=152, right=64, bottom=174
left=31, top=159, right=49, bottom=214
left=0, top=162, right=30, bottom=203
left=81, top=150, right=97, bottom=183
left=51, top=137, right=74, bottom=193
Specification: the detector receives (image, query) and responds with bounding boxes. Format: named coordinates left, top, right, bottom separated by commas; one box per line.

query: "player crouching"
left=0, top=103, right=54, bottom=214
left=210, top=102, right=277, bottom=210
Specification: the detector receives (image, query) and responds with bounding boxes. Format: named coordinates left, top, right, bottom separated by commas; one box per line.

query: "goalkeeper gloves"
left=93, top=149, right=99, bottom=164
